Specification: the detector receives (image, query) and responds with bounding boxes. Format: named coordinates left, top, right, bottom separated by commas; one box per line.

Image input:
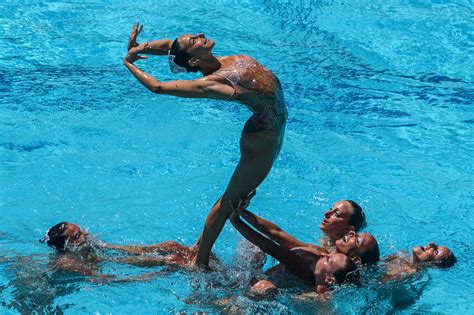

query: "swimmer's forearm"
left=242, top=210, right=307, bottom=249
left=113, top=256, right=169, bottom=267
left=230, top=214, right=301, bottom=269
left=242, top=210, right=283, bottom=237
left=124, top=60, right=161, bottom=92
left=105, top=244, right=152, bottom=255
left=136, top=39, right=173, bottom=55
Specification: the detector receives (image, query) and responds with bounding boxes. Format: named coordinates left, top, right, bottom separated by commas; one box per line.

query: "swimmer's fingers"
left=247, top=190, right=257, bottom=202
left=228, top=200, right=239, bottom=219
left=240, top=190, right=256, bottom=210
left=233, top=198, right=246, bottom=216
left=128, top=22, right=143, bottom=51
left=124, top=52, right=148, bottom=63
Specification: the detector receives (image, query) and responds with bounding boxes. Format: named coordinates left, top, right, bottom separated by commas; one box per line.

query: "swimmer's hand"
left=229, top=190, right=256, bottom=218
left=128, top=22, right=143, bottom=51
left=124, top=47, right=148, bottom=64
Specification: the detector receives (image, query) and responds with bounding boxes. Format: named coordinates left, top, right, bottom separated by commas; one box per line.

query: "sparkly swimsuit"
left=213, top=56, right=288, bottom=132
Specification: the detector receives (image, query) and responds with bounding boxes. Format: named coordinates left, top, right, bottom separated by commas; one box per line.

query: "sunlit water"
left=1, top=1, right=473, bottom=313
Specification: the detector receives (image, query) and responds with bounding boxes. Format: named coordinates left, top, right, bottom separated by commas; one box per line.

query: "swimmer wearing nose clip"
left=123, top=22, right=287, bottom=268
left=40, top=222, right=218, bottom=280
left=381, top=242, right=456, bottom=282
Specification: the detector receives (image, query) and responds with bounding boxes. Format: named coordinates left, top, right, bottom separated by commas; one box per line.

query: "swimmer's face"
left=313, top=253, right=349, bottom=285
left=412, top=243, right=452, bottom=264
left=64, top=223, right=89, bottom=248
left=335, top=231, right=376, bottom=258
left=320, top=201, right=355, bottom=239
left=178, top=33, right=215, bottom=58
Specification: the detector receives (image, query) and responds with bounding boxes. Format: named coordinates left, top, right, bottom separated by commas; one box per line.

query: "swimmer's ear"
left=325, top=275, right=336, bottom=286
left=351, top=256, right=362, bottom=265
left=188, top=57, right=199, bottom=67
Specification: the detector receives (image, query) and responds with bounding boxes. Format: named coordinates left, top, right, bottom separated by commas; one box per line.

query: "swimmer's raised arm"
left=234, top=193, right=309, bottom=249
left=123, top=52, right=234, bottom=99
left=241, top=209, right=309, bottom=249
left=132, top=40, right=173, bottom=56
left=229, top=204, right=314, bottom=281
left=127, top=22, right=172, bottom=55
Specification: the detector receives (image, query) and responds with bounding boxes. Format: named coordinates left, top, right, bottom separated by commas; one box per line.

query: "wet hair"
left=42, top=222, right=69, bottom=251
left=358, top=236, right=380, bottom=265
left=169, top=38, right=200, bottom=73
left=346, top=200, right=366, bottom=231
left=333, top=257, right=359, bottom=285
left=434, top=251, right=457, bottom=268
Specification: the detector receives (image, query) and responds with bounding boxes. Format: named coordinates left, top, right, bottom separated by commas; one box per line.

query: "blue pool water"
left=1, top=1, right=473, bottom=313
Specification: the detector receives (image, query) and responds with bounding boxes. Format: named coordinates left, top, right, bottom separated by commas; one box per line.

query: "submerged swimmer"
left=228, top=199, right=358, bottom=295
left=123, top=23, right=287, bottom=267
left=40, top=222, right=216, bottom=277
left=381, top=242, right=456, bottom=282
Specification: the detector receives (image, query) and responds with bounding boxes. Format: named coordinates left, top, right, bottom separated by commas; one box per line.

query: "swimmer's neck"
left=198, top=54, right=222, bottom=76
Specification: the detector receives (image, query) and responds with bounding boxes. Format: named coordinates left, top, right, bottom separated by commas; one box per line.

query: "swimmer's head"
left=40, top=222, right=89, bottom=252
left=335, top=231, right=380, bottom=265
left=412, top=243, right=456, bottom=268
left=320, top=200, right=366, bottom=240
left=169, top=33, right=215, bottom=73
left=314, top=253, right=358, bottom=292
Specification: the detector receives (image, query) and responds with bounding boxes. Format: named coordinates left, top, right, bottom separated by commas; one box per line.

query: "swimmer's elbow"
left=150, top=83, right=163, bottom=94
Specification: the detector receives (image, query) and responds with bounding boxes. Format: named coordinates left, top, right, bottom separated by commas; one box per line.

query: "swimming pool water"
left=1, top=1, right=473, bottom=313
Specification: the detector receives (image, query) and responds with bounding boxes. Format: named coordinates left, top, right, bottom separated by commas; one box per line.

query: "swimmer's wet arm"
left=229, top=212, right=313, bottom=280
left=55, top=256, right=97, bottom=276
left=241, top=210, right=308, bottom=249
left=103, top=244, right=154, bottom=255
left=134, top=39, right=173, bottom=56
left=123, top=60, right=233, bottom=99
left=112, top=256, right=170, bottom=267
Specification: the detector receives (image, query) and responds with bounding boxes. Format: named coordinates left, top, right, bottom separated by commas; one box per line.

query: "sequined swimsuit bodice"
left=213, top=56, right=287, bottom=130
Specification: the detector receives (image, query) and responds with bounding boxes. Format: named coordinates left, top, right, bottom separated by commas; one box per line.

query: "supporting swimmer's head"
left=314, top=253, right=358, bottom=293
left=412, top=243, right=456, bottom=268
left=320, top=200, right=366, bottom=240
left=169, top=33, right=215, bottom=73
left=40, top=222, right=89, bottom=252
left=335, top=231, right=380, bottom=265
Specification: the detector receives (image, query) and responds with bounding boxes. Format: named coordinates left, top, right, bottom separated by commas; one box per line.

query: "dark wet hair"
left=41, top=222, right=69, bottom=251
left=346, top=200, right=366, bottom=231
left=434, top=251, right=457, bottom=268
left=359, top=237, right=380, bottom=265
left=169, top=38, right=200, bottom=73
left=333, top=257, right=359, bottom=285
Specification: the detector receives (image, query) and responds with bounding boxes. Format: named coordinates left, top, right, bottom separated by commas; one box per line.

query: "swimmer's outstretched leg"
left=194, top=129, right=283, bottom=267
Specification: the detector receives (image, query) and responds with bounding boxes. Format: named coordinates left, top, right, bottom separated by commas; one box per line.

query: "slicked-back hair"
left=359, top=239, right=380, bottom=265
left=346, top=200, right=366, bottom=231
left=45, top=222, right=69, bottom=251
left=169, top=38, right=200, bottom=73
left=333, top=257, right=358, bottom=285
left=435, top=252, right=457, bottom=268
